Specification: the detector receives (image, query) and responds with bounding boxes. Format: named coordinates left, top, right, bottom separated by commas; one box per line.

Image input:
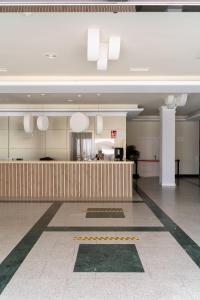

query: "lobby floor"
left=0, top=177, right=200, bottom=300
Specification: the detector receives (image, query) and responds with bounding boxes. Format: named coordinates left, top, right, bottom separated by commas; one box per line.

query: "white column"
left=160, top=106, right=176, bottom=187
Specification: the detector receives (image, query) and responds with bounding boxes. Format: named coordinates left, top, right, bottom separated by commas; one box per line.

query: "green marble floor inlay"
left=135, top=183, right=200, bottom=268
left=74, top=244, right=144, bottom=272
left=0, top=202, right=62, bottom=295
left=46, top=226, right=167, bottom=232
left=86, top=208, right=125, bottom=218
left=2, top=180, right=200, bottom=295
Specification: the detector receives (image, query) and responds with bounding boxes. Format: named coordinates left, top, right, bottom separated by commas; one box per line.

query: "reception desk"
left=0, top=161, right=133, bottom=201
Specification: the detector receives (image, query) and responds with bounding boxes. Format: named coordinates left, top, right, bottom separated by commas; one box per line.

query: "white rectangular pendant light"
left=108, top=36, right=120, bottom=60
left=97, top=43, right=108, bottom=71
left=87, top=28, right=100, bottom=61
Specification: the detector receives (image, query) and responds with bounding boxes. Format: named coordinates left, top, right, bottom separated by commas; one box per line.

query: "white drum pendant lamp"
left=37, top=115, right=49, bottom=131
left=97, top=43, right=108, bottom=71
left=87, top=28, right=100, bottom=61
left=96, top=115, right=103, bottom=134
left=108, top=36, right=121, bottom=60
left=23, top=113, right=34, bottom=134
left=70, top=112, right=89, bottom=132
left=165, top=95, right=176, bottom=109
left=176, top=94, right=188, bottom=107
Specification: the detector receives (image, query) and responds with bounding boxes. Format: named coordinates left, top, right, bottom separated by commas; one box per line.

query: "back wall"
left=0, top=116, right=126, bottom=161
left=127, top=120, right=199, bottom=176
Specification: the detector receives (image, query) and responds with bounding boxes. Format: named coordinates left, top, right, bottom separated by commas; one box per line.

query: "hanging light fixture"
left=165, top=94, right=188, bottom=109
left=23, top=113, right=34, bottom=134
left=96, top=115, right=103, bottom=134
left=97, top=43, right=108, bottom=71
left=87, top=28, right=100, bottom=61
left=108, top=36, right=121, bottom=60
left=37, top=115, right=49, bottom=131
left=165, top=95, right=176, bottom=109
left=176, top=94, right=188, bottom=107
left=70, top=112, right=89, bottom=132
left=87, top=28, right=121, bottom=70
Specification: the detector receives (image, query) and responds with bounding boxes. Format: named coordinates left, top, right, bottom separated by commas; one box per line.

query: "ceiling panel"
left=0, top=93, right=199, bottom=115
left=0, top=13, right=200, bottom=79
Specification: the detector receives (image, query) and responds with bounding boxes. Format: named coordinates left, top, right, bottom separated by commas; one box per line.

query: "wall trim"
left=0, top=111, right=128, bottom=117
left=177, top=174, right=199, bottom=177
left=161, top=183, right=176, bottom=187
left=0, top=105, right=142, bottom=118
left=129, top=115, right=188, bottom=122
left=187, top=110, right=200, bottom=121
left=1, top=80, right=200, bottom=94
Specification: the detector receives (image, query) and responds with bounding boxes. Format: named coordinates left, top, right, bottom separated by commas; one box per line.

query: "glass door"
left=70, top=132, right=93, bottom=161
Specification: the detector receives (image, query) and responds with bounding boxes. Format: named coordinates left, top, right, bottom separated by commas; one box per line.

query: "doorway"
left=70, top=132, right=93, bottom=161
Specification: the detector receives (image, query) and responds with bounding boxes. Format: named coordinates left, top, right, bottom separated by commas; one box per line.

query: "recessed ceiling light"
left=44, top=52, right=57, bottom=59
left=67, top=99, right=73, bottom=102
left=26, top=94, right=31, bottom=98
left=129, top=67, right=149, bottom=72
left=0, top=68, right=8, bottom=72
left=77, top=94, right=82, bottom=98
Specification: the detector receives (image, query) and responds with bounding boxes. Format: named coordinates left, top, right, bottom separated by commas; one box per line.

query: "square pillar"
left=160, top=106, right=176, bottom=187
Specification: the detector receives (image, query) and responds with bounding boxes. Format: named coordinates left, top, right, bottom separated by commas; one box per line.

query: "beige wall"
left=0, top=116, right=126, bottom=161
left=176, top=121, right=199, bottom=175
left=94, top=116, right=126, bottom=158
left=0, top=117, right=8, bottom=160
left=127, top=120, right=199, bottom=176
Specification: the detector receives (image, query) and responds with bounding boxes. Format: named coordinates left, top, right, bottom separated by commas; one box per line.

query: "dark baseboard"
left=176, top=174, right=200, bottom=178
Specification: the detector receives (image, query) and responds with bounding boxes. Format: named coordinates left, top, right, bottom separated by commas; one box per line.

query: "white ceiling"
left=0, top=12, right=200, bottom=79
left=0, top=93, right=199, bottom=116
left=0, top=12, right=200, bottom=116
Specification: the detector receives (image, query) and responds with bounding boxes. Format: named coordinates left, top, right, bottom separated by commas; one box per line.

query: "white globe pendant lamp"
left=37, top=115, right=49, bottom=131
left=108, top=36, right=121, bottom=60
left=87, top=28, right=100, bottom=61
left=96, top=115, right=103, bottom=134
left=70, top=112, right=89, bottom=132
left=23, top=113, right=34, bottom=134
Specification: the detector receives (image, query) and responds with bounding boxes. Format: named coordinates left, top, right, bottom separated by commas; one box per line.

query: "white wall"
left=0, top=116, right=126, bottom=161
left=127, top=120, right=199, bottom=176
left=176, top=121, right=199, bottom=175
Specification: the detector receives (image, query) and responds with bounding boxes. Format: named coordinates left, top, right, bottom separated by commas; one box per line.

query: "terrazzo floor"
left=0, top=177, right=200, bottom=300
